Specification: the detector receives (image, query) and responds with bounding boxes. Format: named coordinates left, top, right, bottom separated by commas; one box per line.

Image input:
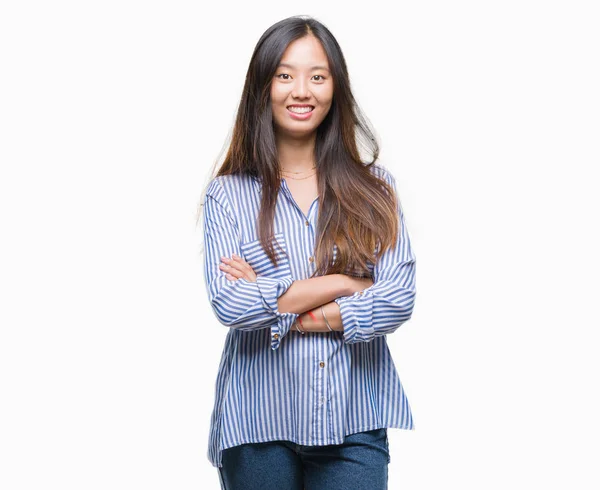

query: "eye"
left=275, top=73, right=327, bottom=81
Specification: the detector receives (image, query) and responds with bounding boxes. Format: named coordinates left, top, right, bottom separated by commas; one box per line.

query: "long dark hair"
left=198, top=15, right=400, bottom=279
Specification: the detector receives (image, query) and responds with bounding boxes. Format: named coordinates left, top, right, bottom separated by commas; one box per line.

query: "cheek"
left=315, top=87, right=334, bottom=109
left=317, top=95, right=333, bottom=115
left=270, top=86, right=287, bottom=106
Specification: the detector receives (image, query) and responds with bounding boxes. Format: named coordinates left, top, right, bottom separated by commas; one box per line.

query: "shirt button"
left=273, top=333, right=279, bottom=340
left=319, top=361, right=325, bottom=368
left=305, top=220, right=309, bottom=226
left=308, top=256, right=314, bottom=263
left=359, top=291, right=363, bottom=295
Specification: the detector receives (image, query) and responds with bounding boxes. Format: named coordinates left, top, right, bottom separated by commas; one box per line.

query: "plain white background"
left=1, top=1, right=599, bottom=489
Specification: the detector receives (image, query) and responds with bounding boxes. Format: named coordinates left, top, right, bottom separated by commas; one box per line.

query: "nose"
left=291, top=78, right=310, bottom=99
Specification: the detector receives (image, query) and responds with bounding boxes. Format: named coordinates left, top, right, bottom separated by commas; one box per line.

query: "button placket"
left=318, top=360, right=327, bottom=407
left=313, top=336, right=331, bottom=443
left=304, top=215, right=315, bottom=279
left=307, top=254, right=315, bottom=276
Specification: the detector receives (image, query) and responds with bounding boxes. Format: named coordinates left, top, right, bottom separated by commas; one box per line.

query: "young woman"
left=199, top=15, right=417, bottom=490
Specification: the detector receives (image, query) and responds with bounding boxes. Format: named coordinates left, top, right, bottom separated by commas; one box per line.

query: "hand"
left=219, top=254, right=257, bottom=282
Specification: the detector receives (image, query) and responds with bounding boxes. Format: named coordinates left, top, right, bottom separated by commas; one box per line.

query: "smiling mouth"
left=287, top=105, right=315, bottom=114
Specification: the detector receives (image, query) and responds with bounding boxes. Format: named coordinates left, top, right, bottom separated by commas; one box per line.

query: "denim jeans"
left=217, top=428, right=390, bottom=490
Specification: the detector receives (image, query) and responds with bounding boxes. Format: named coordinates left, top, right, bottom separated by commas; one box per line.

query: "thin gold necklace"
left=280, top=165, right=317, bottom=180
left=279, top=165, right=317, bottom=174
left=281, top=169, right=317, bottom=180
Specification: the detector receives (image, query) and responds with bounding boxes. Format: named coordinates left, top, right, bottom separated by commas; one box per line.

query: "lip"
left=286, top=105, right=314, bottom=120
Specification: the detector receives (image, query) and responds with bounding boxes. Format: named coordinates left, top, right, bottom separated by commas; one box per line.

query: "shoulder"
left=366, top=162, right=397, bottom=186
left=206, top=172, right=254, bottom=199
left=204, top=176, right=228, bottom=210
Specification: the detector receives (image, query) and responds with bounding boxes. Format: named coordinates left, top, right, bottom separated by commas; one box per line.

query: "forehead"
left=278, top=36, right=330, bottom=70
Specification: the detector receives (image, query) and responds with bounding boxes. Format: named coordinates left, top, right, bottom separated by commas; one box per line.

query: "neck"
left=275, top=131, right=316, bottom=173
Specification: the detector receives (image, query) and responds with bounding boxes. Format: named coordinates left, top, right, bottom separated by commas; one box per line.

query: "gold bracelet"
left=321, top=305, right=333, bottom=332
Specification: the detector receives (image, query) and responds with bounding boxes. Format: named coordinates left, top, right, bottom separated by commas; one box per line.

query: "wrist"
left=295, top=315, right=305, bottom=334
left=320, top=304, right=334, bottom=332
left=339, top=274, right=353, bottom=296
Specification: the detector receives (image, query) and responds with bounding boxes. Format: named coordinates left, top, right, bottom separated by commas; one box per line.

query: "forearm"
left=277, top=274, right=349, bottom=315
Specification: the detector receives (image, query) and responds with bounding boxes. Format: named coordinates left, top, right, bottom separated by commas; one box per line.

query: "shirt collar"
left=252, top=174, right=297, bottom=205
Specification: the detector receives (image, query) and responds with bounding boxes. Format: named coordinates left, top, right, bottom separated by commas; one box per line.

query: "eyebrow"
left=277, top=62, right=331, bottom=74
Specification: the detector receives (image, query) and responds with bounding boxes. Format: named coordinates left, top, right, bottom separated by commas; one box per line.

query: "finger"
left=221, top=255, right=257, bottom=282
left=219, top=263, right=244, bottom=279
left=222, top=262, right=250, bottom=280
left=229, top=259, right=257, bottom=282
left=221, top=255, right=247, bottom=271
left=220, top=264, right=256, bottom=285
left=229, top=255, right=254, bottom=274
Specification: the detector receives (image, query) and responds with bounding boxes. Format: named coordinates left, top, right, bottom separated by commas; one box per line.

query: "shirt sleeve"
left=202, top=177, right=299, bottom=350
left=333, top=169, right=417, bottom=344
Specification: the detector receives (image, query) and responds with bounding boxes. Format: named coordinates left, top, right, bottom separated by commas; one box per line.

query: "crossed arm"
left=219, top=253, right=371, bottom=333
left=204, top=171, right=416, bottom=347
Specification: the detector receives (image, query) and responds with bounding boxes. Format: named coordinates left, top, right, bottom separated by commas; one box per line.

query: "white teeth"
left=288, top=106, right=313, bottom=113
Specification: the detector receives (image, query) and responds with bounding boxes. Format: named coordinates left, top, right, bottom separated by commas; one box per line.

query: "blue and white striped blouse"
left=202, top=163, right=417, bottom=468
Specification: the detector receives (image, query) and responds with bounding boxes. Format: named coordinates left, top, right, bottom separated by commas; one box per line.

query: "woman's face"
left=271, top=35, right=334, bottom=138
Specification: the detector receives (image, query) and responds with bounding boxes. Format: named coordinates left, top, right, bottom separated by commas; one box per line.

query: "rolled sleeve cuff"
left=334, top=292, right=375, bottom=344
left=256, top=275, right=298, bottom=350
